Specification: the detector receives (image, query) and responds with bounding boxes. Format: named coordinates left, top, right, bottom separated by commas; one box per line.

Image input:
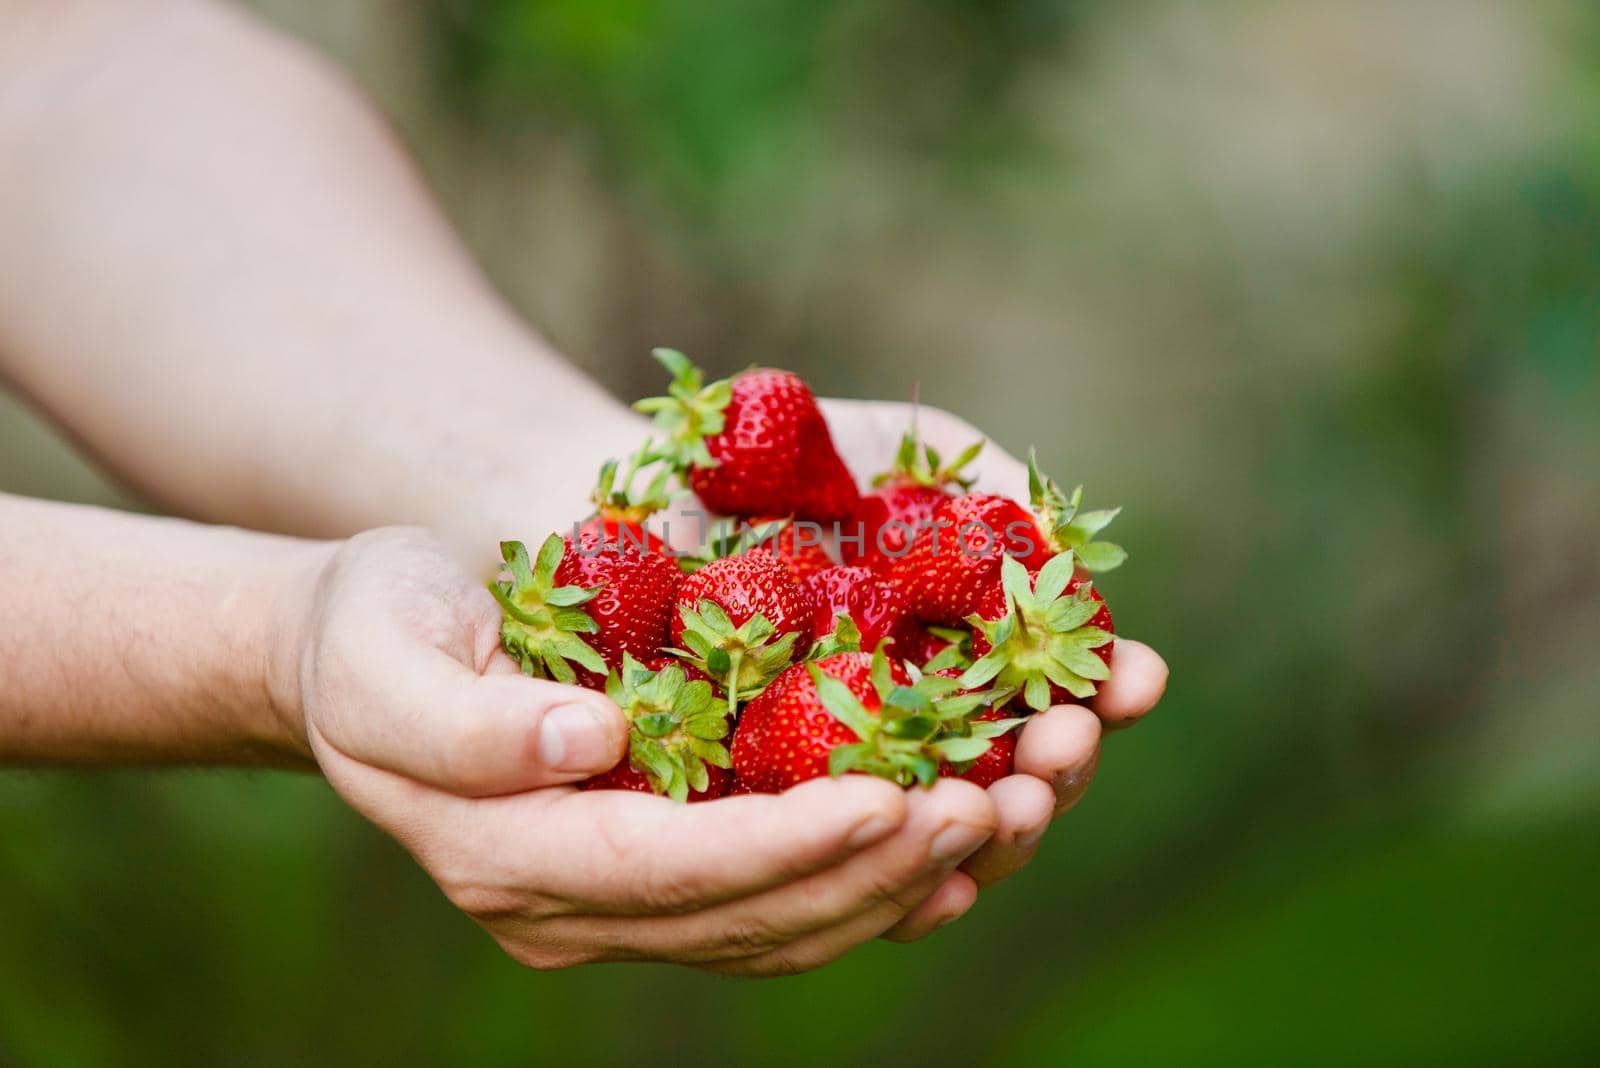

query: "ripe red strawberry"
left=803, top=565, right=918, bottom=654
left=844, top=431, right=983, bottom=568
left=890, top=453, right=1127, bottom=624
left=575, top=447, right=674, bottom=555
left=554, top=529, right=682, bottom=688
left=732, top=650, right=1005, bottom=792
left=578, top=655, right=732, bottom=802
left=892, top=493, right=1049, bottom=624
left=737, top=516, right=836, bottom=580
left=636, top=349, right=859, bottom=521
left=668, top=552, right=813, bottom=712
left=724, top=777, right=764, bottom=796
left=961, top=553, right=1116, bottom=712
left=939, top=708, right=1021, bottom=788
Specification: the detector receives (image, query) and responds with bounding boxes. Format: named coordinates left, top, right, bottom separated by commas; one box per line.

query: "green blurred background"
left=3, top=0, right=1598, bottom=1063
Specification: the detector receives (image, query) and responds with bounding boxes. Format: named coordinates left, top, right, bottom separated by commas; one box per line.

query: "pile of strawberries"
left=491, top=350, right=1126, bottom=802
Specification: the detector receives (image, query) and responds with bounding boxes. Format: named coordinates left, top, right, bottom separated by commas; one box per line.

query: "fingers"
left=449, top=774, right=914, bottom=916
left=557, top=778, right=995, bottom=966
left=880, top=870, right=980, bottom=943
left=1014, top=704, right=1103, bottom=813
left=1091, top=638, right=1169, bottom=730
left=958, top=773, right=1057, bottom=889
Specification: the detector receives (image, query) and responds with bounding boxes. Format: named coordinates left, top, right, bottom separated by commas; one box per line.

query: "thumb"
left=334, top=646, right=629, bottom=797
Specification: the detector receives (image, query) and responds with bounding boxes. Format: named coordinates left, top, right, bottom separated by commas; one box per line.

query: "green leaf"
left=650, top=346, right=695, bottom=383
left=1023, top=675, right=1052, bottom=711
left=543, top=651, right=577, bottom=686
left=684, top=713, right=730, bottom=741
left=959, top=651, right=1007, bottom=689
left=634, top=712, right=676, bottom=739
left=500, top=540, right=535, bottom=586
left=1000, top=554, right=1033, bottom=607
left=1069, top=507, right=1121, bottom=539
left=685, top=759, right=710, bottom=795
left=828, top=742, right=873, bottom=778
left=936, top=736, right=993, bottom=762
left=1033, top=550, right=1077, bottom=604
left=533, top=534, right=566, bottom=584
left=1053, top=646, right=1112, bottom=681
left=1074, top=540, right=1128, bottom=572
left=1046, top=597, right=1099, bottom=632
left=543, top=585, right=599, bottom=607
left=811, top=666, right=877, bottom=741
left=550, top=607, right=599, bottom=633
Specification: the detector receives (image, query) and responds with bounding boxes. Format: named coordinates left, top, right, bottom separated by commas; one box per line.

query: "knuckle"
left=638, top=863, right=712, bottom=914
left=749, top=944, right=827, bottom=978
left=716, top=917, right=788, bottom=959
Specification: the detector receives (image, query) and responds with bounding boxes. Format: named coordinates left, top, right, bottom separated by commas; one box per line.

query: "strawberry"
left=578, top=655, right=732, bottom=802
left=489, top=535, right=610, bottom=685
left=939, top=708, right=1021, bottom=788
left=636, top=348, right=859, bottom=521
left=731, top=650, right=1007, bottom=792
left=890, top=453, right=1126, bottom=625
left=724, top=777, right=764, bottom=796
left=960, top=553, right=1116, bottom=712
left=576, top=445, right=675, bottom=555
left=554, top=529, right=682, bottom=688
left=668, top=552, right=813, bottom=712
left=803, top=565, right=918, bottom=654
left=892, top=492, right=1048, bottom=624
left=845, top=430, right=983, bottom=568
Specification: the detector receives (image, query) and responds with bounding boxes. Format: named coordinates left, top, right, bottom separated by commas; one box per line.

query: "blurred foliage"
left=3, top=0, right=1599, bottom=1064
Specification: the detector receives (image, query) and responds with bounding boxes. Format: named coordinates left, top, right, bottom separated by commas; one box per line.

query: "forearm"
left=0, top=0, right=641, bottom=554
left=0, top=492, right=325, bottom=767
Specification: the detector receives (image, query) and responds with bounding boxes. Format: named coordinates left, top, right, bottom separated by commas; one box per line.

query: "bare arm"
left=0, top=0, right=640, bottom=552
left=0, top=491, right=320, bottom=766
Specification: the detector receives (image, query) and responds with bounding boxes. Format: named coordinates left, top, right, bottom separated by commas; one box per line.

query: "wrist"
left=257, top=538, right=340, bottom=766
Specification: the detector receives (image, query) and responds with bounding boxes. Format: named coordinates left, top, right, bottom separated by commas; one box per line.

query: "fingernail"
left=930, top=822, right=988, bottom=864
left=1015, top=826, right=1046, bottom=852
left=541, top=703, right=615, bottom=773
left=848, top=810, right=902, bottom=849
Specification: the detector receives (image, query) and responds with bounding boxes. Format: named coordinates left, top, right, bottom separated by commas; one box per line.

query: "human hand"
left=274, top=528, right=1000, bottom=974
left=817, top=399, right=1171, bottom=939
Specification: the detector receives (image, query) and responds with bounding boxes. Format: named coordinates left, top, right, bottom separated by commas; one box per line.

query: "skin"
left=0, top=0, right=1168, bottom=973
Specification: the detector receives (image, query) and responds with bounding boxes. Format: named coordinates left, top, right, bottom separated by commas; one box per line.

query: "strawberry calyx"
left=633, top=348, right=732, bottom=474
left=806, top=614, right=863, bottom=660
left=489, top=536, right=609, bottom=684
left=815, top=648, right=1015, bottom=787
left=958, top=553, right=1113, bottom=711
left=606, top=654, right=732, bottom=803
left=919, top=625, right=975, bottom=673
left=1026, top=449, right=1127, bottom=573
left=872, top=429, right=984, bottom=491
left=666, top=601, right=802, bottom=715
left=589, top=440, right=676, bottom=529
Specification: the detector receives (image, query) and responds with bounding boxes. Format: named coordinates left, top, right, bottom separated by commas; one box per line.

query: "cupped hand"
left=818, top=399, right=1170, bottom=939
left=273, top=528, right=999, bottom=975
